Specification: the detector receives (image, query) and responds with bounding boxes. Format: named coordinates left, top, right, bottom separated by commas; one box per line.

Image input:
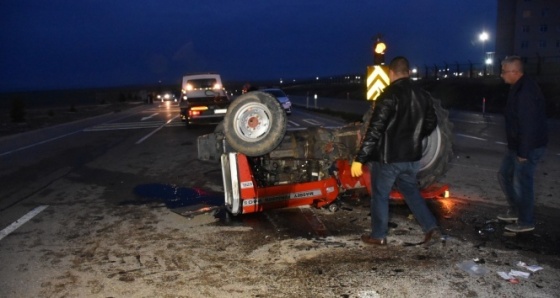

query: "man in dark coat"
left=351, top=56, right=439, bottom=246
left=497, top=56, right=548, bottom=233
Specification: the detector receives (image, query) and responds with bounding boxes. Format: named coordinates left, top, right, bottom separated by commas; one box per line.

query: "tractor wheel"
left=223, top=91, right=287, bottom=156
left=417, top=97, right=454, bottom=188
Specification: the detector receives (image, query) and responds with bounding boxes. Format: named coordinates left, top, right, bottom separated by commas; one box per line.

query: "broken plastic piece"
left=509, top=270, right=530, bottom=279
left=497, top=271, right=519, bottom=284
left=456, top=260, right=488, bottom=276
left=516, top=261, right=544, bottom=272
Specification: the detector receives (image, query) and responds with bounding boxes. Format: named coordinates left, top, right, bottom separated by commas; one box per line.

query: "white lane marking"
left=135, top=115, right=180, bottom=144
left=288, top=120, right=300, bottom=127
left=0, top=131, right=81, bottom=157
left=495, top=141, right=507, bottom=145
left=303, top=119, right=322, bottom=125
left=0, top=107, right=154, bottom=156
left=84, top=121, right=166, bottom=132
left=141, top=113, right=159, bottom=121
left=456, top=133, right=487, bottom=141
left=0, top=205, right=48, bottom=241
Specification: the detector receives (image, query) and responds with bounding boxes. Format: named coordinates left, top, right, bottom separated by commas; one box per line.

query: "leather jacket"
left=355, top=78, right=437, bottom=164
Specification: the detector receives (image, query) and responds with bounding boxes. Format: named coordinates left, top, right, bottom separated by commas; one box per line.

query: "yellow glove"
left=350, top=161, right=363, bottom=177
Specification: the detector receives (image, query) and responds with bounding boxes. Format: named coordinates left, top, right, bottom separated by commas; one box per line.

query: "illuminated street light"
left=479, top=31, right=489, bottom=43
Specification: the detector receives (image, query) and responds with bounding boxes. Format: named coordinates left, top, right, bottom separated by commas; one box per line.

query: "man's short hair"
left=502, top=55, right=524, bottom=73
left=389, top=56, right=410, bottom=75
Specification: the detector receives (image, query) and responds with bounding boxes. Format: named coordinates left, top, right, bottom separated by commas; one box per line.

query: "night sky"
left=0, top=0, right=497, bottom=92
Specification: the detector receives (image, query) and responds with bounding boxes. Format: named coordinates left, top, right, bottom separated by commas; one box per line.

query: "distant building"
left=495, top=0, right=560, bottom=77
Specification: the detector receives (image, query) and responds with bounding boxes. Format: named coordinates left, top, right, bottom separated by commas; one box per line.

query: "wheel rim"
left=233, top=102, right=272, bottom=143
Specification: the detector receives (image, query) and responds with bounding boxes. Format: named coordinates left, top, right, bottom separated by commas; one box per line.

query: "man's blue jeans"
left=498, top=147, right=546, bottom=225
left=368, top=161, right=438, bottom=239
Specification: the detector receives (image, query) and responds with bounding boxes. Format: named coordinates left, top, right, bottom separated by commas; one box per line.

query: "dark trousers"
left=369, top=161, right=438, bottom=239
left=498, top=147, right=546, bottom=225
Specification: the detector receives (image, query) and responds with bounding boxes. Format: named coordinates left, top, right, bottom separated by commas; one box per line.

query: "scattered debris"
left=456, top=260, right=489, bottom=276
left=476, top=220, right=498, bottom=239
left=497, top=271, right=520, bottom=284
left=473, top=258, right=485, bottom=264
left=508, top=269, right=530, bottom=279
left=497, top=261, right=543, bottom=284
left=516, top=261, right=543, bottom=272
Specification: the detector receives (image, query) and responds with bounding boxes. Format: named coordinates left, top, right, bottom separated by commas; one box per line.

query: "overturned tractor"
left=197, top=91, right=453, bottom=215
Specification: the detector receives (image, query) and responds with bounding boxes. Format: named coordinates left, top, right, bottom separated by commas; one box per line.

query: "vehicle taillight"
left=191, top=106, right=208, bottom=111
left=189, top=110, right=201, bottom=116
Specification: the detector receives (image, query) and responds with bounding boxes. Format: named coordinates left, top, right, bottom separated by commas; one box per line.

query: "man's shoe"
left=361, top=234, right=387, bottom=246
left=423, top=228, right=436, bottom=243
left=504, top=223, right=535, bottom=233
left=497, top=212, right=518, bottom=222
left=423, top=228, right=444, bottom=246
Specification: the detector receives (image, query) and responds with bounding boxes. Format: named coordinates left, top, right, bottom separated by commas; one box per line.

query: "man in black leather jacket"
left=351, top=56, right=439, bottom=246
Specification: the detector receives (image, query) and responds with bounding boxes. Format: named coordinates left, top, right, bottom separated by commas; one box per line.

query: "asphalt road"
left=1, top=100, right=559, bottom=297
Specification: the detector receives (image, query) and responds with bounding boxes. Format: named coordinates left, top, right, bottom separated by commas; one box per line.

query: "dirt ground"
left=1, top=169, right=559, bottom=298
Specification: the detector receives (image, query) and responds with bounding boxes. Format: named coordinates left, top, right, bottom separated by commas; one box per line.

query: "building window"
left=522, top=10, right=532, bottom=18
left=521, top=41, right=529, bottom=49
left=556, top=40, right=560, bottom=48
left=540, top=25, right=548, bottom=32
left=541, top=9, right=548, bottom=17
left=539, top=40, right=547, bottom=48
left=522, top=25, right=530, bottom=33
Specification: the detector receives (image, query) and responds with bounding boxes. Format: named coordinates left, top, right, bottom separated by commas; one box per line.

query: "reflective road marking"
left=456, top=133, right=487, bottom=141
left=303, top=119, right=322, bottom=126
left=287, top=120, right=300, bottom=127
left=0, top=205, right=48, bottom=241
left=141, top=113, right=159, bottom=121
left=135, top=115, right=180, bottom=144
left=0, top=131, right=80, bottom=157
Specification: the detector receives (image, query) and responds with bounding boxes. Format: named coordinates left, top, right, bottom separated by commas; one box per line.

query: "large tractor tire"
left=417, top=97, right=454, bottom=188
left=223, top=91, right=287, bottom=156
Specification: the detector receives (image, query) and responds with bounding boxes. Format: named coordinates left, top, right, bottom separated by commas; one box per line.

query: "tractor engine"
left=248, top=157, right=331, bottom=187
left=244, top=125, right=363, bottom=187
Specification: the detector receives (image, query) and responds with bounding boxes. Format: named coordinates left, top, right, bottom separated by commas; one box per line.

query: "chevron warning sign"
left=366, top=65, right=390, bottom=101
